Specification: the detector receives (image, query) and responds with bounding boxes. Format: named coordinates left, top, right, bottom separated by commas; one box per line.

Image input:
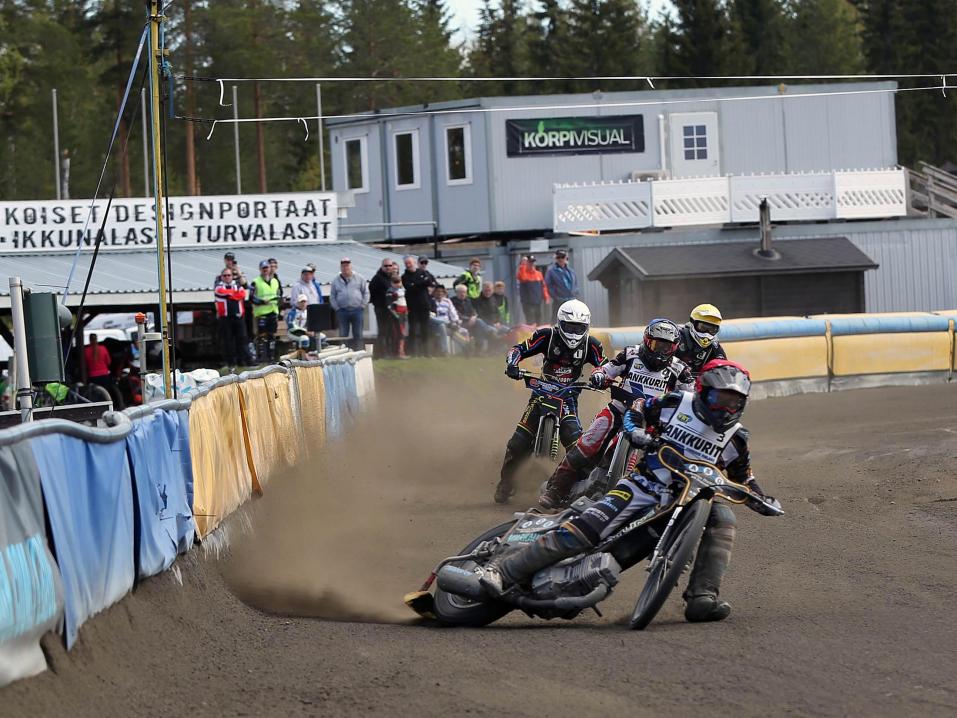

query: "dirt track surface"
left=3, top=364, right=957, bottom=717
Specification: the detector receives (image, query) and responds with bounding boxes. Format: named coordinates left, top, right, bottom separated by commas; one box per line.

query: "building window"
left=344, top=137, right=368, bottom=193
left=683, top=124, right=708, bottom=161
left=445, top=124, right=472, bottom=185
left=394, top=130, right=420, bottom=189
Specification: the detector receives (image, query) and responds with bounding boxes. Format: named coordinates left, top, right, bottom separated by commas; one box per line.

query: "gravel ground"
left=3, top=367, right=957, bottom=718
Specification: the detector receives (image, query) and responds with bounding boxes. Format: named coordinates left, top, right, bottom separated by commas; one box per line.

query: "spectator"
left=545, top=249, right=578, bottom=320
left=214, top=268, right=249, bottom=368
left=454, top=257, right=483, bottom=300
left=284, top=293, right=315, bottom=358
left=430, top=284, right=464, bottom=355
left=516, top=254, right=549, bottom=325
left=369, top=258, right=398, bottom=358
left=250, top=259, right=281, bottom=362
left=84, top=333, right=123, bottom=408
left=220, top=251, right=248, bottom=287
left=267, top=258, right=290, bottom=310
left=291, top=265, right=322, bottom=306
left=330, top=257, right=369, bottom=351
left=402, top=255, right=435, bottom=357
left=386, top=274, right=409, bottom=359
left=493, top=280, right=511, bottom=324
left=475, top=281, right=511, bottom=337
left=452, top=283, right=496, bottom=351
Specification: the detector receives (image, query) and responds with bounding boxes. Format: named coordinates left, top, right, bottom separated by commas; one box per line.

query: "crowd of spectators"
left=211, top=248, right=581, bottom=365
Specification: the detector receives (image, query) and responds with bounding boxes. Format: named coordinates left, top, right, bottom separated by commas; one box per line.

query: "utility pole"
left=233, top=85, right=242, bottom=194
left=52, top=89, right=61, bottom=200
left=316, top=83, right=326, bottom=191
left=141, top=88, right=149, bottom=197
left=148, top=0, right=172, bottom=398
left=9, top=277, right=33, bottom=423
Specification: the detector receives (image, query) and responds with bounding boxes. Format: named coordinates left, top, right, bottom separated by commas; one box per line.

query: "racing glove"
left=505, top=363, right=521, bottom=380
left=628, top=428, right=653, bottom=449
left=588, top=371, right=607, bottom=390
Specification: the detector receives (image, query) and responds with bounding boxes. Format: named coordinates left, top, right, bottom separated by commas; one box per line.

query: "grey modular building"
left=327, top=82, right=898, bottom=241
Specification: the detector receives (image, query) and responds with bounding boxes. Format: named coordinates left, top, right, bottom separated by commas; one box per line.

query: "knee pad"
left=556, top=522, right=596, bottom=551
left=563, top=445, right=592, bottom=472
left=506, top=430, right=533, bottom=455
left=708, top=503, right=737, bottom=530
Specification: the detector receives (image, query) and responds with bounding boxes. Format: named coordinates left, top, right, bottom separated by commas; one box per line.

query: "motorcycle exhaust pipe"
left=515, top=583, right=610, bottom=612
left=436, top=565, right=486, bottom=601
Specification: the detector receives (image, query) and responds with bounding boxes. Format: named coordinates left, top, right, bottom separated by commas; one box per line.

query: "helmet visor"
left=692, top=320, right=720, bottom=336
left=559, top=321, right=588, bottom=336
left=706, top=389, right=747, bottom=414
left=646, top=337, right=677, bottom=356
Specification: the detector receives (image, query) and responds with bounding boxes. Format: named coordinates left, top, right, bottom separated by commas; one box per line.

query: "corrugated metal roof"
left=0, top=240, right=464, bottom=302
left=588, top=237, right=877, bottom=281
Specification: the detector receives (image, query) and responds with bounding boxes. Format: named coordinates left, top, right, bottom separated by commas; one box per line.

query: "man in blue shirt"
left=545, top=249, right=578, bottom=321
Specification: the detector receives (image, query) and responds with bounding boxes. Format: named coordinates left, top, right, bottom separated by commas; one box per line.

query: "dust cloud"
left=222, top=360, right=591, bottom=624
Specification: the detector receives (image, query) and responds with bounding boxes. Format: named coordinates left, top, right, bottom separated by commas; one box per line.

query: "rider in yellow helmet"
left=676, top=303, right=727, bottom=376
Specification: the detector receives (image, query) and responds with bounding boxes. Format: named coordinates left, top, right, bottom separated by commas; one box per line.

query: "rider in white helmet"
left=495, top=299, right=607, bottom=503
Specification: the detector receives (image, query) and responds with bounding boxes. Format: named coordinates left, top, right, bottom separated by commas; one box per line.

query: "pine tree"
left=788, top=0, right=864, bottom=74
left=527, top=0, right=571, bottom=94
left=658, top=0, right=741, bottom=82
left=410, top=0, right=463, bottom=103
left=728, top=0, right=790, bottom=74
left=563, top=0, right=651, bottom=94
left=467, top=0, right=531, bottom=95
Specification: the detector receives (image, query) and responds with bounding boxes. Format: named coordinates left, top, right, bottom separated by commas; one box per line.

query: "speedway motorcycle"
left=517, top=370, right=603, bottom=461
left=545, top=384, right=647, bottom=507
left=405, top=444, right=783, bottom=630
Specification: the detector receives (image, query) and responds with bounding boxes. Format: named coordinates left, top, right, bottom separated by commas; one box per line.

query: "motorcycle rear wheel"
left=432, top=521, right=515, bottom=627
left=629, top=499, right=710, bottom=631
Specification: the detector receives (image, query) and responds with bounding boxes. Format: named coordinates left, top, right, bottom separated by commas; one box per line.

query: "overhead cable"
left=179, top=82, right=951, bottom=140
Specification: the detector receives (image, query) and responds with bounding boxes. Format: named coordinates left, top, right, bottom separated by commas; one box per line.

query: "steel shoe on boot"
left=480, top=527, right=590, bottom=598
left=684, top=594, right=732, bottom=622
left=493, top=479, right=515, bottom=504
left=538, top=485, right=567, bottom=511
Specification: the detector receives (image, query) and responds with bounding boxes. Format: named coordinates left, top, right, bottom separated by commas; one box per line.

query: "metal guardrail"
left=553, top=168, right=908, bottom=233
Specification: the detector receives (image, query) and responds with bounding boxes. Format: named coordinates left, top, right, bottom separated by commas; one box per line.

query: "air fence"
left=0, top=347, right=375, bottom=687
left=590, top=311, right=957, bottom=398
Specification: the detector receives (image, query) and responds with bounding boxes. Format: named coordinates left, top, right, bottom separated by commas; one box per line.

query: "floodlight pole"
left=148, top=0, right=172, bottom=398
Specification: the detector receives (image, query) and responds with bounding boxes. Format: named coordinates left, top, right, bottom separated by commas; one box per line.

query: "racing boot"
left=683, top=504, right=736, bottom=622
left=480, top=525, right=591, bottom=598
left=495, top=438, right=526, bottom=504
left=539, top=446, right=591, bottom=510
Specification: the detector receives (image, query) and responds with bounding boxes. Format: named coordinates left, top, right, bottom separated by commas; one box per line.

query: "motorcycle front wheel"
left=432, top=521, right=516, bottom=627
left=535, top=414, right=557, bottom=459
left=629, top=499, right=710, bottom=630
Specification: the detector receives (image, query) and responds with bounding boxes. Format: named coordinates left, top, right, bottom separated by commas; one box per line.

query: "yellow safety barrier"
left=189, top=384, right=254, bottom=538
left=723, top=336, right=829, bottom=382
left=238, top=375, right=297, bottom=487
left=265, top=372, right=299, bottom=467
left=295, top=366, right=327, bottom=455
left=831, top=332, right=953, bottom=376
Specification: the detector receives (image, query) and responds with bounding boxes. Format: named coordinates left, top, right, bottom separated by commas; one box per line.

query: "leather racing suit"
left=676, top=323, right=727, bottom=376
left=497, top=327, right=607, bottom=497
left=540, top=346, right=693, bottom=504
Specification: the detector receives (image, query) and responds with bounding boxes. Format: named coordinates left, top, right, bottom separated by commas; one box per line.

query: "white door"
left=669, top=112, right=720, bottom=178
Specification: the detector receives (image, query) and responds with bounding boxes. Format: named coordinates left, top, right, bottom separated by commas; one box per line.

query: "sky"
left=446, top=0, right=674, bottom=42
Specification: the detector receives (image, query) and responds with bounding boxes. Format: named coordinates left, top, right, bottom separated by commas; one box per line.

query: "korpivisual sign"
left=506, top=115, right=645, bottom=157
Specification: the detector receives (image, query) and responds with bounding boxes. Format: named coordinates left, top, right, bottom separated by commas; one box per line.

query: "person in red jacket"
left=214, top=268, right=249, bottom=368
left=516, top=255, right=550, bottom=326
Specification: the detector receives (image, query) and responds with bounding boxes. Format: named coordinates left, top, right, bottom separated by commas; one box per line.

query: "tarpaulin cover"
left=295, top=366, right=326, bottom=453
left=239, top=378, right=282, bottom=487
left=189, top=384, right=253, bottom=537
left=264, top=372, right=300, bottom=467
left=169, top=409, right=195, bottom=510
left=355, top=356, right=376, bottom=404
left=323, top=363, right=343, bottom=441
left=32, top=434, right=134, bottom=649
left=125, top=412, right=195, bottom=580
left=0, top=442, right=65, bottom=686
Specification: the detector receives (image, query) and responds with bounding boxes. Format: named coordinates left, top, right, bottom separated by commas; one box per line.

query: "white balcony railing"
left=553, top=168, right=907, bottom=233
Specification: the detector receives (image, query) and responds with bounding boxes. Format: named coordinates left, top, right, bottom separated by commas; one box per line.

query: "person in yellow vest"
left=250, top=259, right=282, bottom=363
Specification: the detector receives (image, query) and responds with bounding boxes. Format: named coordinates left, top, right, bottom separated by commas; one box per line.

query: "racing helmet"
left=689, top=303, right=723, bottom=348
left=639, top=318, right=680, bottom=370
left=694, top=359, right=751, bottom=432
left=555, top=299, right=591, bottom=349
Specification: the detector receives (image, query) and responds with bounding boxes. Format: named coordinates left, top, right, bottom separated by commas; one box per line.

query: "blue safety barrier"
left=718, top=319, right=828, bottom=341
left=323, top=363, right=343, bottom=441
left=125, top=412, right=195, bottom=580
left=826, top=314, right=952, bottom=336
left=32, top=434, right=134, bottom=649
left=167, top=409, right=195, bottom=512
left=342, top=361, right=360, bottom=423
left=0, top=443, right=65, bottom=685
